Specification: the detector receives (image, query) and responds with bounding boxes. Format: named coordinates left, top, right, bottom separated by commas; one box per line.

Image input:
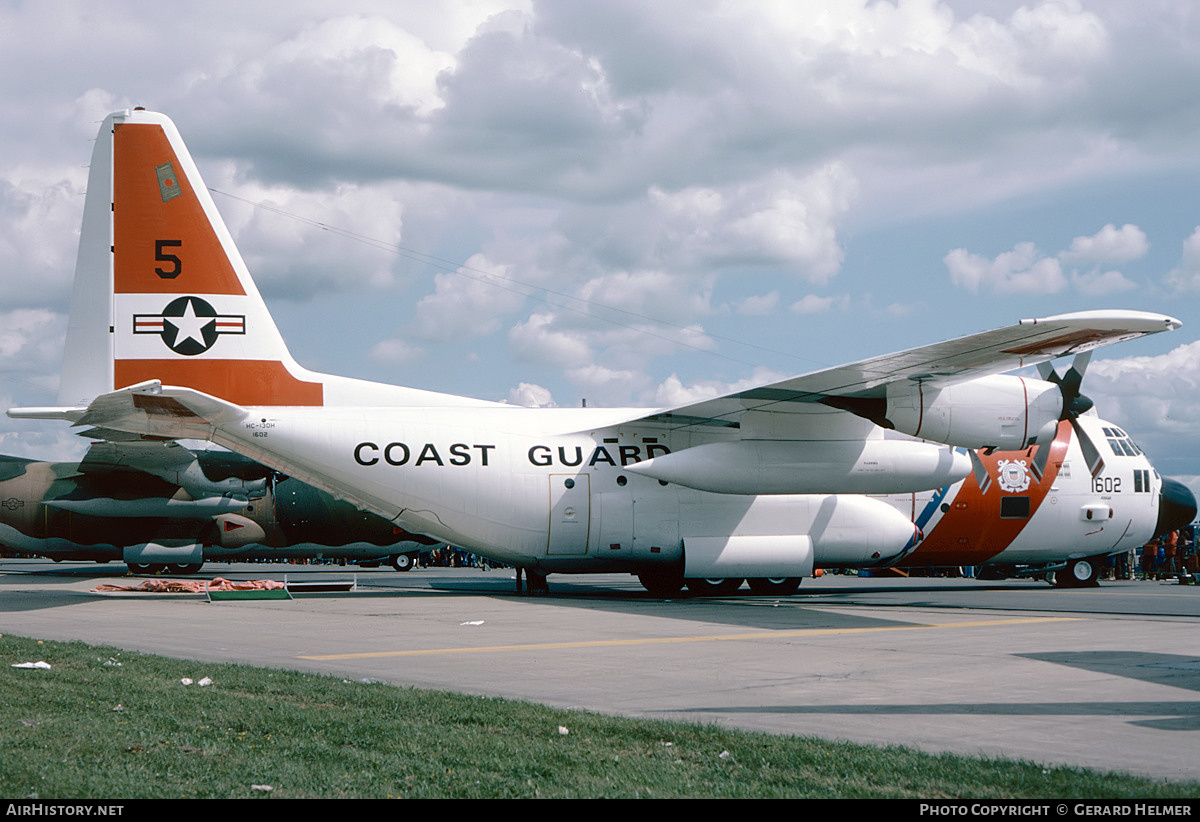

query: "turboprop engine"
left=834, top=354, right=1110, bottom=479
left=883, top=375, right=1063, bottom=450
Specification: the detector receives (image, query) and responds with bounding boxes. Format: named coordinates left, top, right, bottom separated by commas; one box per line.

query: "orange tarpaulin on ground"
left=91, top=577, right=287, bottom=594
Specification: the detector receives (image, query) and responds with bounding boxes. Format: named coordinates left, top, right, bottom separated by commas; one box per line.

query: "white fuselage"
left=204, top=404, right=1157, bottom=575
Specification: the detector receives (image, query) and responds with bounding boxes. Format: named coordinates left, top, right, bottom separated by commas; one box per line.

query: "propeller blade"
left=1060, top=351, right=1091, bottom=395
left=969, top=449, right=992, bottom=494
left=1070, top=417, right=1106, bottom=478
left=1030, top=419, right=1060, bottom=482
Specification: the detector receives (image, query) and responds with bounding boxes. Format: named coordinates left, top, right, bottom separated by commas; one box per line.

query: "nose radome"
left=1156, top=478, right=1197, bottom=538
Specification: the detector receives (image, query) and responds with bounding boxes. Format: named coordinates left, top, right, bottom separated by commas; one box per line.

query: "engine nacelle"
left=885, top=375, right=1062, bottom=450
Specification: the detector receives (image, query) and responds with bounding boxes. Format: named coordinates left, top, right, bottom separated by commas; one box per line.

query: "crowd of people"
left=1105, top=525, right=1196, bottom=580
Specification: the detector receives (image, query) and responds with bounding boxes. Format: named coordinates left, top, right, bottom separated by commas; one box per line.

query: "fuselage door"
left=547, top=474, right=590, bottom=555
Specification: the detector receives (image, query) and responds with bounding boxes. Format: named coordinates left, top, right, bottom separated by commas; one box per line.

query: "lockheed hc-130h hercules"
left=10, top=110, right=1195, bottom=594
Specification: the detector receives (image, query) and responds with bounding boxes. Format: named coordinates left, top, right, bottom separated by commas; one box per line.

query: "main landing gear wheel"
left=391, top=553, right=415, bottom=572
left=747, top=577, right=803, bottom=596
left=638, top=570, right=685, bottom=596
left=685, top=578, right=745, bottom=596
left=167, top=563, right=203, bottom=575
left=127, top=563, right=154, bottom=574
left=1054, top=557, right=1101, bottom=588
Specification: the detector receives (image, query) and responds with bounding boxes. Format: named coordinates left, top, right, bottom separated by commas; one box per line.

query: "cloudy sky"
left=2, top=0, right=1199, bottom=495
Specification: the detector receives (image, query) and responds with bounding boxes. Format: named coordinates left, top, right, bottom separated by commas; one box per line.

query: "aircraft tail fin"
left=58, top=109, right=503, bottom=412
left=58, top=108, right=325, bottom=408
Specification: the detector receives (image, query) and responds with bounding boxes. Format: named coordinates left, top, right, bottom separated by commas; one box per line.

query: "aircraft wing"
left=78, top=439, right=199, bottom=475
left=623, top=310, right=1180, bottom=432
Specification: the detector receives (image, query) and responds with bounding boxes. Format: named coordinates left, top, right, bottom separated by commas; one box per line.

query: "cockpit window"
left=1105, top=430, right=1142, bottom=458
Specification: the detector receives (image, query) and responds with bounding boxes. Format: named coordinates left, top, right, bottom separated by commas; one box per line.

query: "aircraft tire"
left=685, top=578, right=744, bottom=596
left=1055, top=557, right=1101, bottom=588
left=747, top=577, right=803, bottom=596
left=638, top=570, right=685, bottom=596
left=127, top=563, right=154, bottom=574
left=391, top=553, right=415, bottom=572
left=168, top=563, right=203, bottom=575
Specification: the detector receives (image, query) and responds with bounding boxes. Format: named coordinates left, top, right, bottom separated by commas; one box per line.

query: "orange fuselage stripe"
left=900, top=421, right=1069, bottom=566
left=115, top=359, right=324, bottom=406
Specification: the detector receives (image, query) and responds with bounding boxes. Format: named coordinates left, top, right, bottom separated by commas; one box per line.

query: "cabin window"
left=1000, top=496, right=1030, bottom=519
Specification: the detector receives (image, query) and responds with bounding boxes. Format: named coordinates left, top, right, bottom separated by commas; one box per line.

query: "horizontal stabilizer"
left=13, top=381, right=248, bottom=442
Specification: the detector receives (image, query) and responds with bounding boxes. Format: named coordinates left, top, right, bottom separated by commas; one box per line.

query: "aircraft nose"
left=1155, top=477, right=1197, bottom=538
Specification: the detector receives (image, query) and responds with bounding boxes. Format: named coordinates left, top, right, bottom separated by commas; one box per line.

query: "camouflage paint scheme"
left=0, top=441, right=436, bottom=572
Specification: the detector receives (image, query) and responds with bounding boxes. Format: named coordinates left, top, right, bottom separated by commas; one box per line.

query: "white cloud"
left=411, top=254, right=528, bottom=341
left=508, top=312, right=594, bottom=368
left=565, top=363, right=648, bottom=407
left=1087, top=340, right=1200, bottom=475
left=1166, top=226, right=1200, bottom=294
left=1060, top=223, right=1148, bottom=265
left=0, top=175, right=86, bottom=309
left=0, top=309, right=65, bottom=371
left=945, top=242, right=1067, bottom=295
left=652, top=367, right=786, bottom=407
left=789, top=294, right=847, bottom=315
left=0, top=425, right=88, bottom=463
left=1070, top=269, right=1136, bottom=295
left=645, top=165, right=856, bottom=282
left=1089, top=340, right=1200, bottom=399
left=734, top=292, right=779, bottom=316
left=507, top=382, right=556, bottom=407
left=947, top=223, right=1148, bottom=297
left=217, top=174, right=406, bottom=299
left=367, top=338, right=424, bottom=366
left=576, top=269, right=712, bottom=324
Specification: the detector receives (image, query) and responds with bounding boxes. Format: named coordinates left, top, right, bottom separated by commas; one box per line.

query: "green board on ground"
left=206, top=587, right=292, bottom=602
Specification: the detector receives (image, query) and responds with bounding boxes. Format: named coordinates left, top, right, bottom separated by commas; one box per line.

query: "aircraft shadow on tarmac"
left=1020, top=650, right=1200, bottom=692
left=669, top=651, right=1200, bottom=731
left=670, top=698, right=1200, bottom=731
left=0, top=564, right=931, bottom=633
left=410, top=574, right=937, bottom=632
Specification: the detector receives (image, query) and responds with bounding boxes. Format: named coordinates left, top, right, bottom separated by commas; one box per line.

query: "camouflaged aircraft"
left=0, top=439, right=435, bottom=574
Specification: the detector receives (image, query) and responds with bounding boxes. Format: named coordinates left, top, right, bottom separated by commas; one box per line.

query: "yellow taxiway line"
left=298, top=616, right=1082, bottom=660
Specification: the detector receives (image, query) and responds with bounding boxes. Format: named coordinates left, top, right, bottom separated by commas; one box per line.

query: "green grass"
left=1, top=634, right=1195, bottom=799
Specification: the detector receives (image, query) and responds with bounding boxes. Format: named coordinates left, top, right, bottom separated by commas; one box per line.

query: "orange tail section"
left=57, top=109, right=501, bottom=413
left=82, top=109, right=325, bottom=407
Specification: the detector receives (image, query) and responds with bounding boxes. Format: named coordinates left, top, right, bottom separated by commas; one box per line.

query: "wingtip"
left=1021, top=309, right=1182, bottom=331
